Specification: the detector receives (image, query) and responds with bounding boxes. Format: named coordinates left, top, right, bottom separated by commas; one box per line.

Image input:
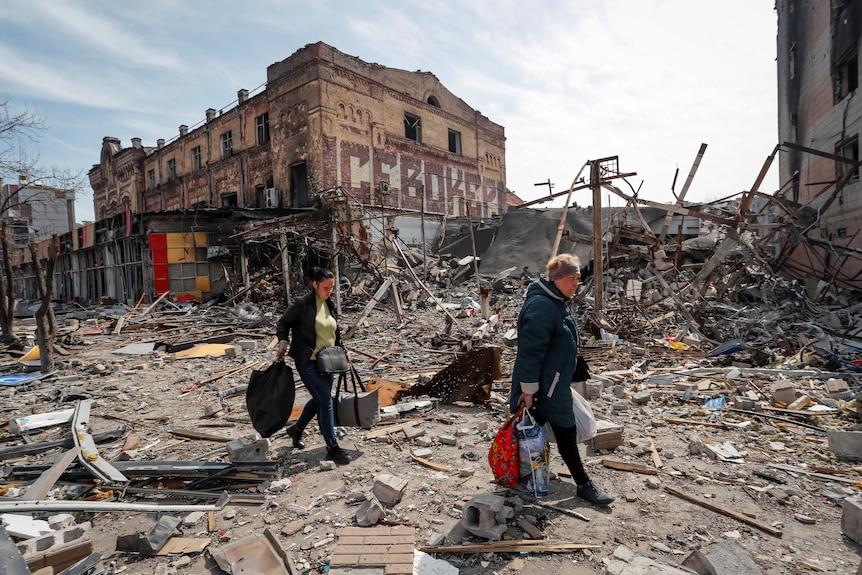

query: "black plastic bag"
left=246, top=361, right=295, bottom=438
left=572, top=355, right=591, bottom=382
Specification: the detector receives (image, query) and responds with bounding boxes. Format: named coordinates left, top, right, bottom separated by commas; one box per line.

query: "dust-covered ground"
left=2, top=289, right=862, bottom=575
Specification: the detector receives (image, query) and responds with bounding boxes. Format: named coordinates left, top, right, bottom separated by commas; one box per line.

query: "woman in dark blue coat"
left=509, top=254, right=614, bottom=505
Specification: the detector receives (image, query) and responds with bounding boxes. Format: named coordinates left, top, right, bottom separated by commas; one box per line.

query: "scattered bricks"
left=224, top=346, right=237, bottom=359
left=53, top=375, right=82, bottom=384
left=415, top=436, right=433, bottom=447
left=843, top=496, right=862, bottom=545
left=455, top=427, right=471, bottom=437
left=827, top=378, right=853, bottom=400
left=770, top=382, right=797, bottom=406
left=733, top=396, right=755, bottom=410
left=682, top=538, right=764, bottom=575
left=17, top=521, right=93, bottom=573
left=461, top=494, right=512, bottom=541
left=203, top=403, right=223, bottom=417
left=591, top=420, right=624, bottom=451
left=266, top=478, right=293, bottom=493
left=183, top=511, right=206, bottom=526
left=438, top=435, right=457, bottom=446
left=607, top=544, right=695, bottom=575
left=828, top=430, right=862, bottom=461
left=645, top=477, right=661, bottom=489
left=372, top=474, right=409, bottom=505
left=403, top=425, right=425, bottom=440
left=411, top=447, right=434, bottom=459
left=355, top=496, right=384, bottom=527
left=226, top=435, right=269, bottom=462
left=631, top=391, right=651, bottom=405
left=236, top=340, right=258, bottom=351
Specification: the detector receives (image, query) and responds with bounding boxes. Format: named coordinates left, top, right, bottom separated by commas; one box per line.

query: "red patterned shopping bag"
left=488, top=407, right=523, bottom=487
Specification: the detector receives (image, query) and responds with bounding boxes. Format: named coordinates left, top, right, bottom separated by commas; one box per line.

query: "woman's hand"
left=276, top=340, right=288, bottom=361
left=520, top=393, right=534, bottom=410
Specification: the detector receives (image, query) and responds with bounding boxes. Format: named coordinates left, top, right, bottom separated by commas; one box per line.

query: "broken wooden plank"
left=417, top=539, right=600, bottom=553
left=602, top=459, right=659, bottom=475
left=663, top=485, right=782, bottom=537
left=664, top=417, right=725, bottom=428
left=648, top=439, right=664, bottom=469
left=363, top=418, right=426, bottom=440
left=409, top=453, right=456, bottom=474
left=140, top=291, right=170, bottom=315
left=169, top=429, right=233, bottom=442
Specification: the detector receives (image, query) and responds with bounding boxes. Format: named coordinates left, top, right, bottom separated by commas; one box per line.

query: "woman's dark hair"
left=309, top=267, right=334, bottom=283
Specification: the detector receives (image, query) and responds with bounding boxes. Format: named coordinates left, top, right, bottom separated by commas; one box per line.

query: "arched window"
left=426, top=95, right=440, bottom=108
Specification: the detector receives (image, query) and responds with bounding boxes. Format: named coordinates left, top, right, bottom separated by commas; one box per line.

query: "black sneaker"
left=326, top=445, right=350, bottom=465
left=286, top=425, right=305, bottom=449
left=577, top=480, right=615, bottom=506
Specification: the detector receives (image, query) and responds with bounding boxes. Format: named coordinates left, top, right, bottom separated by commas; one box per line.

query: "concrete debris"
left=2, top=191, right=862, bottom=575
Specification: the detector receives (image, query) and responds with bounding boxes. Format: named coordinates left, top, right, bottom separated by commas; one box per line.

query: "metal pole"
left=420, top=184, right=427, bottom=281
left=332, top=223, right=341, bottom=315
left=591, top=160, right=603, bottom=311
left=279, top=232, right=291, bottom=303
left=465, top=199, right=481, bottom=295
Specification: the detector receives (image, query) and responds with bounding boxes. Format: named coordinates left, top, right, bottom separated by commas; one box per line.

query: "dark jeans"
left=295, top=360, right=338, bottom=448
left=533, top=413, right=590, bottom=485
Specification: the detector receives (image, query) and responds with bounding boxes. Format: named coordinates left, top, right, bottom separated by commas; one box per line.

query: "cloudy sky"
left=1, top=0, right=779, bottom=223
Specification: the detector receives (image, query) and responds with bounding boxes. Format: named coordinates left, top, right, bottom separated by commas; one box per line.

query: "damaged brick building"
left=16, top=42, right=510, bottom=304
left=774, top=0, right=862, bottom=287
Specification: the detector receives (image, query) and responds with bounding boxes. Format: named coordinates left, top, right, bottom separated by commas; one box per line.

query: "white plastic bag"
left=572, top=389, right=598, bottom=443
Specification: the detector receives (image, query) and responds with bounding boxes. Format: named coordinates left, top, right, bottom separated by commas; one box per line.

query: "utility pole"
left=534, top=179, right=554, bottom=198
left=591, top=160, right=603, bottom=311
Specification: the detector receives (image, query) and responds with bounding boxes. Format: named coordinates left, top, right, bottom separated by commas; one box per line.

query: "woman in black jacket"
left=275, top=268, right=350, bottom=465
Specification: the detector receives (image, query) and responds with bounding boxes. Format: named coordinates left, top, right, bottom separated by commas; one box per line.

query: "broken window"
left=427, top=95, right=440, bottom=108
left=290, top=162, right=309, bottom=208
left=192, top=146, right=202, bottom=170
left=167, top=158, right=177, bottom=182
left=221, top=130, right=233, bottom=159
left=222, top=193, right=238, bottom=207
left=835, top=136, right=859, bottom=181
left=448, top=129, right=462, bottom=155
left=256, top=113, right=270, bottom=145
left=834, top=49, right=858, bottom=102
left=838, top=227, right=848, bottom=238
left=147, top=169, right=155, bottom=190
left=404, top=112, right=421, bottom=143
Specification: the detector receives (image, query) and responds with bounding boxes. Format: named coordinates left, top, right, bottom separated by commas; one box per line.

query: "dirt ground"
left=3, top=292, right=862, bottom=575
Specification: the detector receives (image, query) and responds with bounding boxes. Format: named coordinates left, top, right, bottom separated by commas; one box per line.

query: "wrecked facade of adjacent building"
left=13, top=42, right=510, bottom=305
left=775, top=0, right=862, bottom=288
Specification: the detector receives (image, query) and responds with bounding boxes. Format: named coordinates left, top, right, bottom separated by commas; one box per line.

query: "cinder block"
left=843, top=496, right=862, bottom=545
left=770, top=382, right=797, bottom=405
left=682, top=538, right=763, bottom=574
left=17, top=521, right=93, bottom=573
left=590, top=419, right=623, bottom=450
left=372, top=474, right=409, bottom=505
left=828, top=431, right=862, bottom=461
left=827, top=378, right=852, bottom=400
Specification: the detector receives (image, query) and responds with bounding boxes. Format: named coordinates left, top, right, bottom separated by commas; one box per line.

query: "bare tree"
left=29, top=237, right=58, bottom=373
left=0, top=94, right=85, bottom=339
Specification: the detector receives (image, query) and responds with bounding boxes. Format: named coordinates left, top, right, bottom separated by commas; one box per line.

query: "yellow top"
left=312, top=296, right=337, bottom=358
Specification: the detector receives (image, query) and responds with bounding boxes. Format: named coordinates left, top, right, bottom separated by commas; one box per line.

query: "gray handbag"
left=316, top=346, right=349, bottom=374
left=334, top=367, right=379, bottom=429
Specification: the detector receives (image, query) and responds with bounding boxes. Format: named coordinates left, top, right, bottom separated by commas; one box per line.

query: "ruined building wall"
left=776, top=0, right=862, bottom=287
left=267, top=42, right=507, bottom=219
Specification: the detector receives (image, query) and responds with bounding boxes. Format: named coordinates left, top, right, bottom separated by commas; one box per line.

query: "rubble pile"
left=1, top=210, right=862, bottom=575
